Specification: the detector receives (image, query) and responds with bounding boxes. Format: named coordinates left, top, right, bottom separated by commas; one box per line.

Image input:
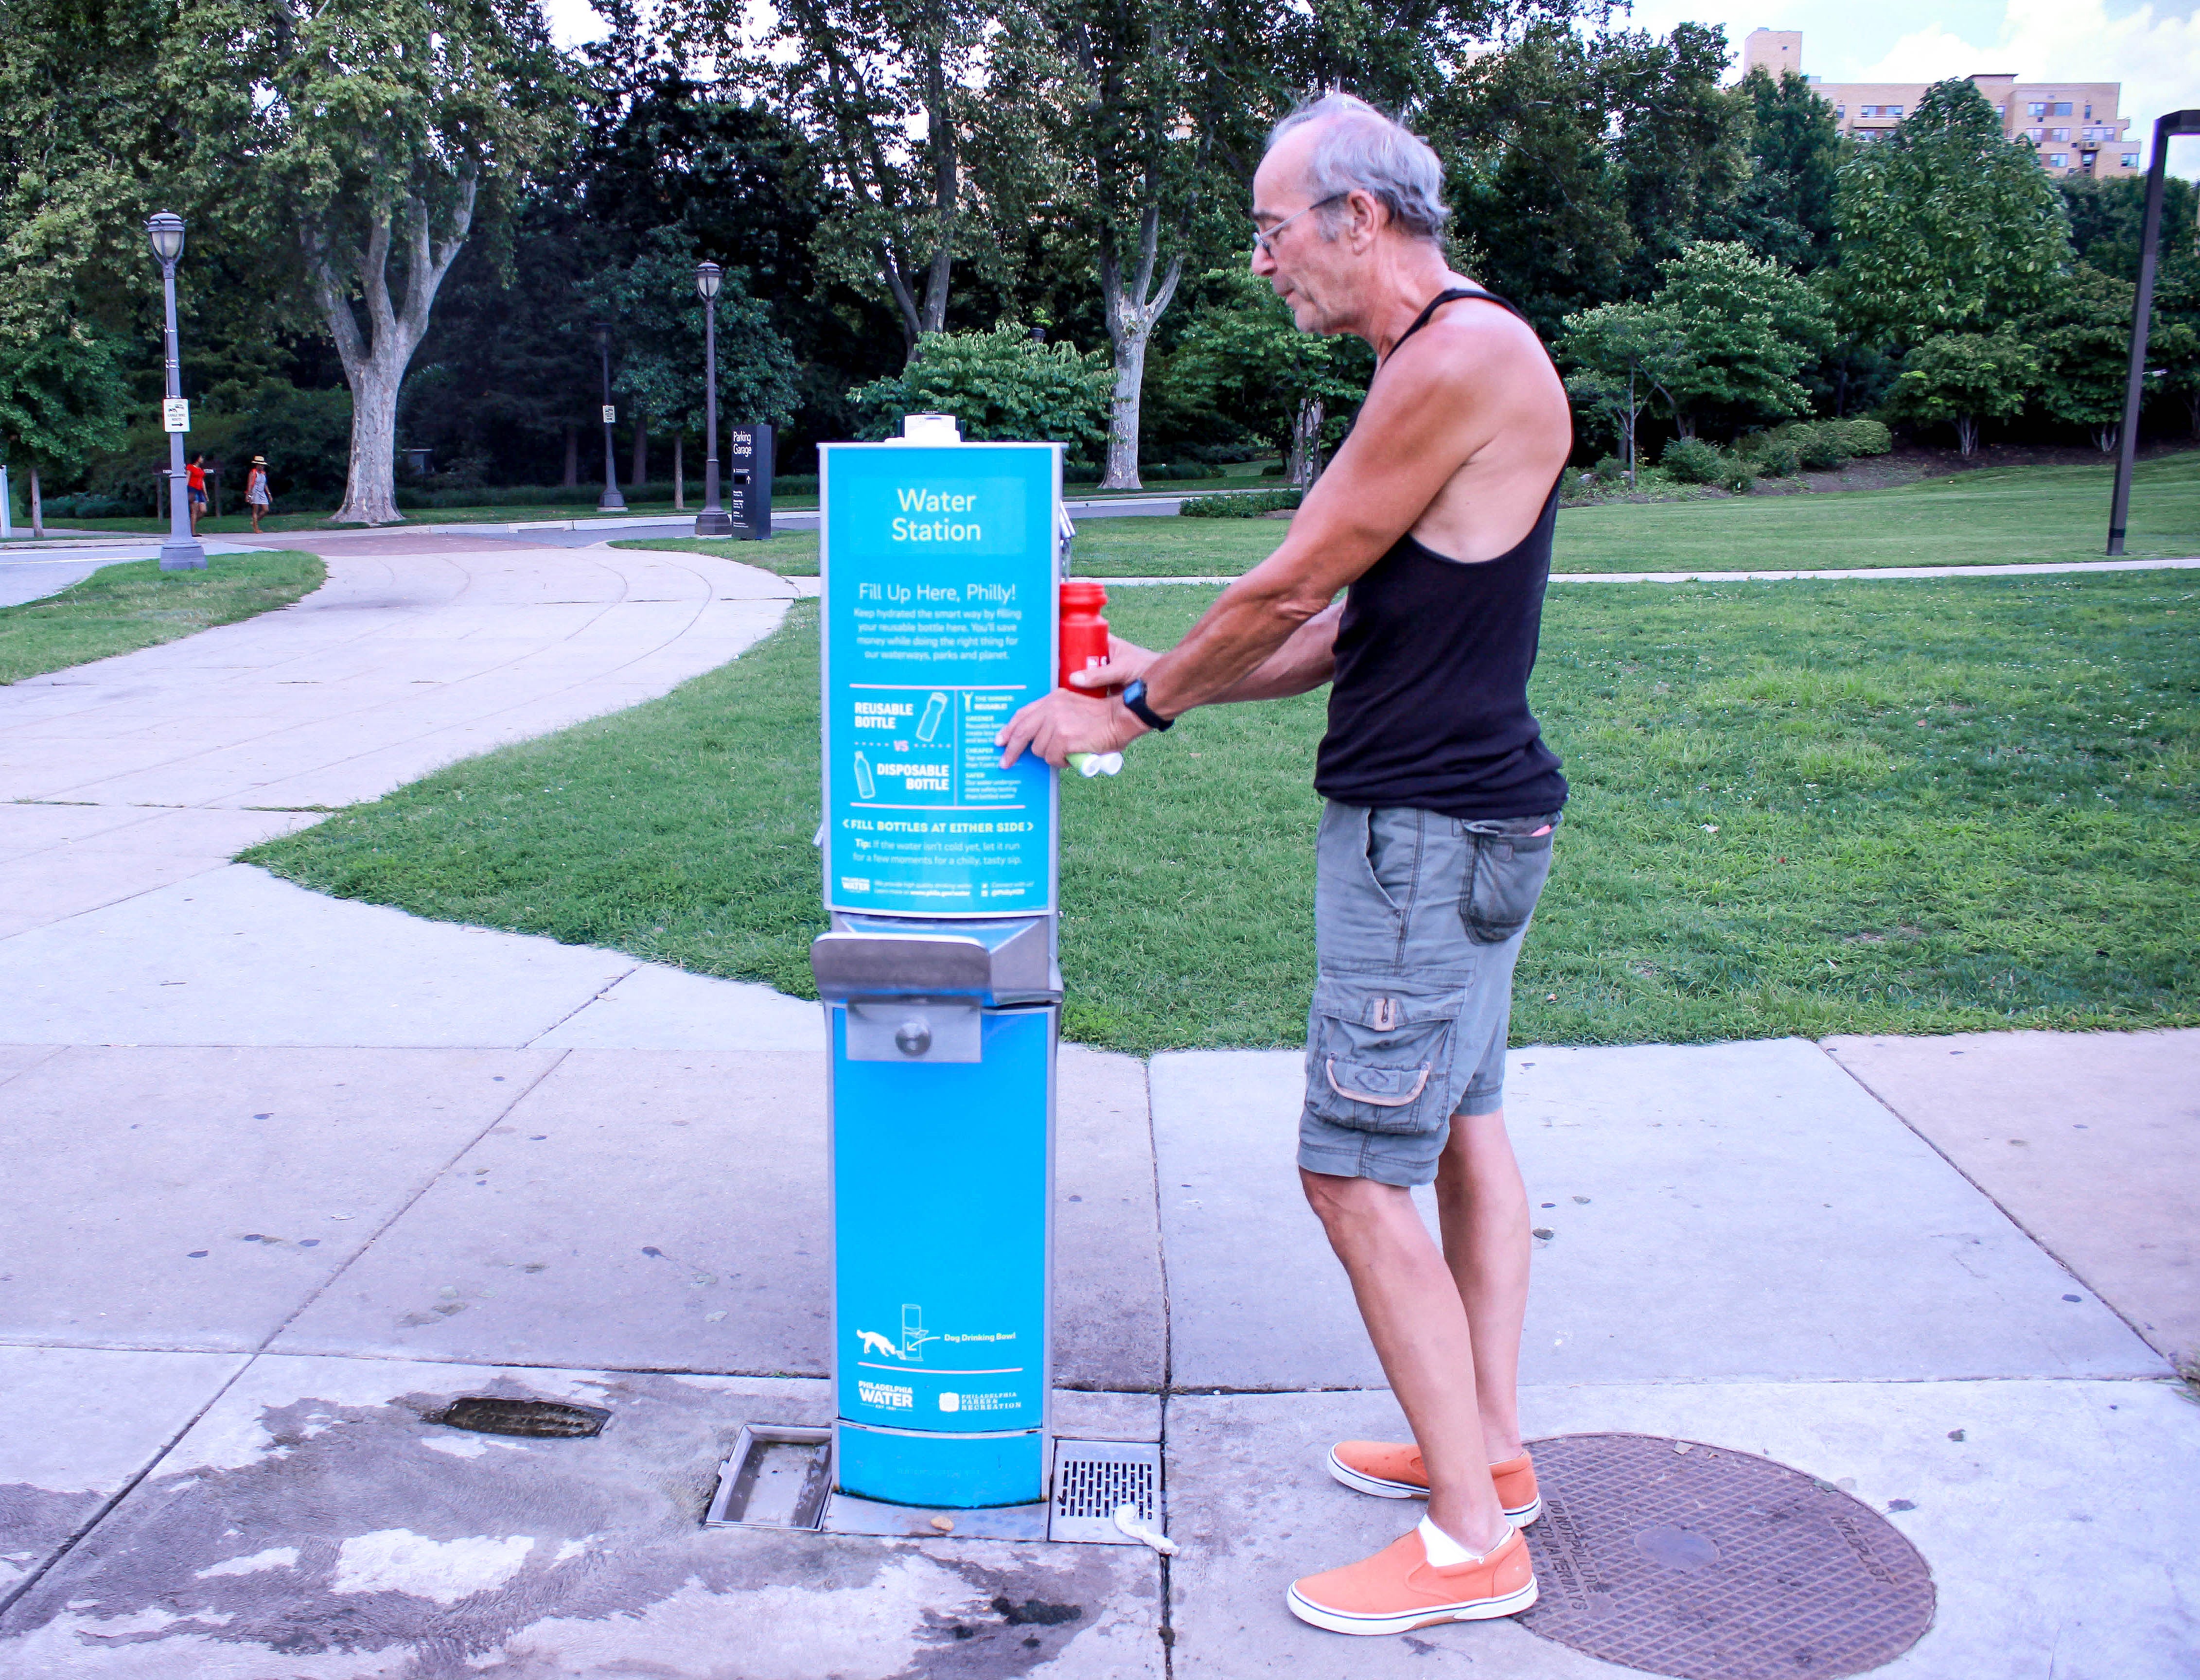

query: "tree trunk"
left=28, top=462, right=41, bottom=540
left=1095, top=207, right=1183, bottom=492
left=305, top=177, right=477, bottom=525
left=563, top=425, right=578, bottom=487
left=338, top=374, right=402, bottom=524
left=1285, top=400, right=1325, bottom=487
left=1955, top=415, right=1979, bottom=455
left=632, top=416, right=648, bottom=490
left=674, top=432, right=685, bottom=511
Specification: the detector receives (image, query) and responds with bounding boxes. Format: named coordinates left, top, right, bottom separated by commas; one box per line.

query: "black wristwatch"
left=1120, top=677, right=1175, bottom=732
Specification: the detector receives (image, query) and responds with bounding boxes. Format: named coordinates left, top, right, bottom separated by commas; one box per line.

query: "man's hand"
left=997, top=687, right=1146, bottom=770
left=1064, top=634, right=1158, bottom=695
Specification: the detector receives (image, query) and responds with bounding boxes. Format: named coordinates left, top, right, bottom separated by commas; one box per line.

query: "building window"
left=2052, top=101, right=2072, bottom=116
left=2028, top=102, right=2047, bottom=117
left=1887, top=105, right=1904, bottom=118
left=2026, top=128, right=2045, bottom=142
left=2050, top=128, right=2069, bottom=141
left=2124, top=152, right=2141, bottom=168
left=2049, top=153, right=2069, bottom=168
left=1858, top=104, right=1876, bottom=117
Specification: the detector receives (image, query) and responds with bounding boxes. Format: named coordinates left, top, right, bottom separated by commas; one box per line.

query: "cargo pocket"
left=1461, top=822, right=1556, bottom=945
left=1304, top=981, right=1463, bottom=1135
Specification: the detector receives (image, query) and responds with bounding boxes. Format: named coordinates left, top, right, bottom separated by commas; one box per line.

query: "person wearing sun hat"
left=245, top=455, right=272, bottom=534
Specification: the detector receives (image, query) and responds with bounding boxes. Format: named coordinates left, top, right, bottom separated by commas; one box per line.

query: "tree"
left=250, top=0, right=576, bottom=524
left=764, top=0, right=996, bottom=358
left=1885, top=330, right=2037, bottom=455
left=0, top=327, right=131, bottom=537
left=1830, top=79, right=2071, bottom=349
left=1719, top=67, right=1844, bottom=271
left=2151, top=319, right=2200, bottom=440
left=1648, top=240, right=1830, bottom=436
left=1556, top=300, right=1690, bottom=486
left=2059, top=174, right=2200, bottom=284
left=1166, top=268, right=1371, bottom=484
left=1432, top=23, right=1751, bottom=335
left=601, top=228, right=800, bottom=479
left=2027, top=264, right=2140, bottom=452
left=846, top=325, right=1112, bottom=456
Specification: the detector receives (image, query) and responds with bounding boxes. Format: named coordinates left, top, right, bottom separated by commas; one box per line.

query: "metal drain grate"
left=427, top=1397, right=609, bottom=1439
left=1518, top=1433, right=1936, bottom=1680
left=1048, top=1439, right=1162, bottom=1544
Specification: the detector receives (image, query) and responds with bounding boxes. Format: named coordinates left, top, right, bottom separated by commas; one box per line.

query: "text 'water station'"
left=705, top=413, right=1164, bottom=1547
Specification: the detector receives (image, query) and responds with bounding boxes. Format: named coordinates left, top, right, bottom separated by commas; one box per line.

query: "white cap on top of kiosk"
left=893, top=413, right=962, bottom=445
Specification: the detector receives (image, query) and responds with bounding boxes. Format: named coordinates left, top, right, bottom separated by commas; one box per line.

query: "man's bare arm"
left=1209, top=603, right=1341, bottom=701
left=998, top=303, right=1547, bottom=767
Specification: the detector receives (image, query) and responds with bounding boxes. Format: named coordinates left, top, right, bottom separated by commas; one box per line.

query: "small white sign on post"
left=161, top=398, right=191, bottom=434
left=601, top=404, right=617, bottom=425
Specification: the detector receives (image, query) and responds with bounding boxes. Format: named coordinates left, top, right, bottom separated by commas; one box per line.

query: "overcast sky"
left=539, top=0, right=2200, bottom=171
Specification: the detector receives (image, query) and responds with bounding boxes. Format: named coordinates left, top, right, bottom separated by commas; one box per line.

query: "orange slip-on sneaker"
left=1327, top=1442, right=1542, bottom=1524
left=1287, top=1522, right=1537, bottom=1636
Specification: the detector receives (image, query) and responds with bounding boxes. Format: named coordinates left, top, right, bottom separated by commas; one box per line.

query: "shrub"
left=1753, top=439, right=1802, bottom=477
left=848, top=327, right=1112, bottom=457
left=1830, top=417, right=1892, bottom=457
left=1591, top=454, right=1626, bottom=484
left=1138, top=461, right=1225, bottom=481
left=1660, top=437, right=1725, bottom=483
left=1179, top=488, right=1302, bottom=518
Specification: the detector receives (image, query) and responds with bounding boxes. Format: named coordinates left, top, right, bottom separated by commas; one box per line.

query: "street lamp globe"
left=146, top=211, right=185, bottom=265
left=694, top=261, right=722, bottom=301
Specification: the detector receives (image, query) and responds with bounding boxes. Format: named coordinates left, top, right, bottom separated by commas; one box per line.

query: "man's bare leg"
left=1302, top=1168, right=1510, bottom=1552
left=1433, top=1109, right=1531, bottom=1463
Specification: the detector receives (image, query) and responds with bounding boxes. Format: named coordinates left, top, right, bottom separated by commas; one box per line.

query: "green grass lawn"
left=246, top=572, right=2197, bottom=1054
left=1555, top=454, right=2200, bottom=573
left=616, top=454, right=2200, bottom=581
left=0, top=551, right=326, bottom=684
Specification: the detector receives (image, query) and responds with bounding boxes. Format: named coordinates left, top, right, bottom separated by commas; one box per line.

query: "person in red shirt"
left=186, top=454, right=208, bottom=536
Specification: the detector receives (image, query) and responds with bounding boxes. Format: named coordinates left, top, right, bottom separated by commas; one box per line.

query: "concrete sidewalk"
left=0, top=527, right=2193, bottom=1678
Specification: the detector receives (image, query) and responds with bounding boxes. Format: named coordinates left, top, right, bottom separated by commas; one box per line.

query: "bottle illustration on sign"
left=855, top=1304, right=935, bottom=1362
left=915, top=692, right=949, bottom=742
left=853, top=751, right=876, bottom=800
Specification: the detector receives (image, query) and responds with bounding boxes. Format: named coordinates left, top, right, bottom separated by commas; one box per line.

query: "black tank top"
left=1313, top=287, right=1569, bottom=820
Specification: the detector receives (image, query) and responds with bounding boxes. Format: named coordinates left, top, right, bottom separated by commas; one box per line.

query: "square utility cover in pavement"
left=0, top=1355, right=1162, bottom=1679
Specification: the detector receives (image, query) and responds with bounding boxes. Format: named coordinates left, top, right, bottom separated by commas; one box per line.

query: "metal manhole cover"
left=1518, top=1433, right=1934, bottom=1680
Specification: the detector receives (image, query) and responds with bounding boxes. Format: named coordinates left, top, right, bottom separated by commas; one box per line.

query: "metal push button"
left=845, top=999, right=982, bottom=1062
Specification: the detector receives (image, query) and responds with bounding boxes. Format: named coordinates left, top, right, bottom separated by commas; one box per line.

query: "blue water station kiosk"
left=809, top=420, right=1064, bottom=1513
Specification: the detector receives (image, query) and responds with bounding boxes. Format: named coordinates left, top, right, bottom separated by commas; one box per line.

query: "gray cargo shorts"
left=1300, top=801, right=1559, bottom=1188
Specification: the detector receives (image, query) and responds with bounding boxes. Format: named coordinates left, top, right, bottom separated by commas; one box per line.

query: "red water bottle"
left=1058, top=580, right=1116, bottom=694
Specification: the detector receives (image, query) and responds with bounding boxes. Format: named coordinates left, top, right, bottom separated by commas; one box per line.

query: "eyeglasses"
left=1252, top=193, right=1348, bottom=256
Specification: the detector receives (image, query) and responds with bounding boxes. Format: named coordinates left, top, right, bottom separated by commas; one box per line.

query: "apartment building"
left=1741, top=29, right=2139, bottom=179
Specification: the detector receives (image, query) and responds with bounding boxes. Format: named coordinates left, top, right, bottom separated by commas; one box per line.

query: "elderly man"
left=998, top=93, right=1571, bottom=1636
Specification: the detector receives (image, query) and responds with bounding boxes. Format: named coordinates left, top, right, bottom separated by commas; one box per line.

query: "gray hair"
left=1267, top=93, right=1450, bottom=242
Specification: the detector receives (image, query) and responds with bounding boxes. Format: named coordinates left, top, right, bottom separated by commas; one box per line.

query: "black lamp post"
left=594, top=321, right=626, bottom=514
left=2108, top=109, right=2200, bottom=554
left=147, top=212, right=207, bottom=572
left=693, top=263, right=733, bottom=538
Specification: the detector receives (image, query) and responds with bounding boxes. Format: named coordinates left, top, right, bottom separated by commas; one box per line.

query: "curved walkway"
left=0, top=528, right=818, bottom=1060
